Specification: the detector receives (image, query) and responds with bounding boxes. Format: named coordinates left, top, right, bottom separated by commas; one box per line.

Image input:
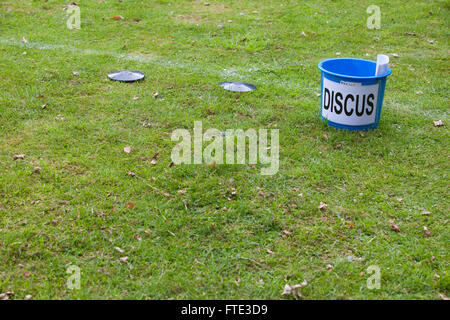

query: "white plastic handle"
left=375, top=54, right=389, bottom=76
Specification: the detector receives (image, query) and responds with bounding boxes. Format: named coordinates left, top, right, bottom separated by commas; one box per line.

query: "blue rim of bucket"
left=318, top=58, right=392, bottom=131
left=318, top=57, right=392, bottom=80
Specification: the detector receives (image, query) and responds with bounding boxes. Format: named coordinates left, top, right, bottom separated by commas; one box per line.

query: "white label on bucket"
left=322, top=77, right=379, bottom=126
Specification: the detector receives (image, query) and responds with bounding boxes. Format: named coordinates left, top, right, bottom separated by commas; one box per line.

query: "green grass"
left=0, top=0, right=448, bottom=300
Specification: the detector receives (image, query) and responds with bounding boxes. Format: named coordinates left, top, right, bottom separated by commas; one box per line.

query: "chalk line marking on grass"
left=0, top=39, right=317, bottom=93
left=389, top=101, right=449, bottom=121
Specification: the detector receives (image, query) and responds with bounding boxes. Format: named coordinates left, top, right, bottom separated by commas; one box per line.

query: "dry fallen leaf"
left=318, top=201, right=328, bottom=211
left=13, top=154, right=25, bottom=160
left=389, top=219, right=400, bottom=232
left=114, top=246, right=124, bottom=254
left=62, top=3, right=78, bottom=9
left=424, top=226, right=432, bottom=237
left=433, top=120, right=444, bottom=127
left=113, top=15, right=124, bottom=20
left=150, top=159, right=157, bottom=165
left=0, top=291, right=14, bottom=300
left=438, top=293, right=449, bottom=300
left=123, top=146, right=133, bottom=154
left=126, top=202, right=135, bottom=209
left=282, top=280, right=307, bottom=299
left=151, top=151, right=159, bottom=160
left=142, top=118, right=153, bottom=128
left=177, top=189, right=186, bottom=195
left=266, top=249, right=275, bottom=255
left=127, top=171, right=136, bottom=177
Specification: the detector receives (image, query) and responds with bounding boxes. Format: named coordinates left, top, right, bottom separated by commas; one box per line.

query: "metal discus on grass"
left=219, top=82, right=257, bottom=92
left=107, top=70, right=145, bottom=82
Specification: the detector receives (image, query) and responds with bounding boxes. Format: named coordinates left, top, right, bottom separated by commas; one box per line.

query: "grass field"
left=0, top=0, right=448, bottom=300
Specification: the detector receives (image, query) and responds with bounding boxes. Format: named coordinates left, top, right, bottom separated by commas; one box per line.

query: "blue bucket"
left=318, top=58, right=392, bottom=130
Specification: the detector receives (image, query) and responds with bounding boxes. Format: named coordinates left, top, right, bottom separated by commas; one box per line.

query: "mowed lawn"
left=0, top=0, right=448, bottom=299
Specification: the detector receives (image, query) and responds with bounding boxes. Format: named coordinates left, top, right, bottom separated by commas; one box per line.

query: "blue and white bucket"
left=318, top=58, right=392, bottom=130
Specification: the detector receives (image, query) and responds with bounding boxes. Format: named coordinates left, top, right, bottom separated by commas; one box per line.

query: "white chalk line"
left=388, top=101, right=449, bottom=121
left=0, top=39, right=315, bottom=92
